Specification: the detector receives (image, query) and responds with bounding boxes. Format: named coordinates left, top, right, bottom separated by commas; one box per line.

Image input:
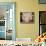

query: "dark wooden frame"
left=20, top=12, right=35, bottom=24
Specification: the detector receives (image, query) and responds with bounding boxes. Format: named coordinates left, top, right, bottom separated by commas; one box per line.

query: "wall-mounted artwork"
left=20, top=12, right=34, bottom=24
left=39, top=0, right=46, bottom=4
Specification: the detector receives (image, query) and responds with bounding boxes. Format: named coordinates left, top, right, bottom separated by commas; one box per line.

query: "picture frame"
left=39, top=0, right=46, bottom=4
left=20, top=12, right=34, bottom=24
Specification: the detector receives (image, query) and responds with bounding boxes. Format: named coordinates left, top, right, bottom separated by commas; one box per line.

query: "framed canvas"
left=20, top=12, right=34, bottom=24
left=0, top=2, right=16, bottom=40
left=39, top=0, right=46, bottom=4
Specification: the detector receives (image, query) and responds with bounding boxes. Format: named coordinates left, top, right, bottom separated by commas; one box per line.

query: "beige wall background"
left=0, top=0, right=45, bottom=40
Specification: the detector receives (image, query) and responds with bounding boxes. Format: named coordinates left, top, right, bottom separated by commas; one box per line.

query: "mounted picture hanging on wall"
left=20, top=12, right=34, bottom=24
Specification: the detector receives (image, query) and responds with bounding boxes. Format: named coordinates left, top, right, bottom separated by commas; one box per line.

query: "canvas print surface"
left=20, top=12, right=34, bottom=24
